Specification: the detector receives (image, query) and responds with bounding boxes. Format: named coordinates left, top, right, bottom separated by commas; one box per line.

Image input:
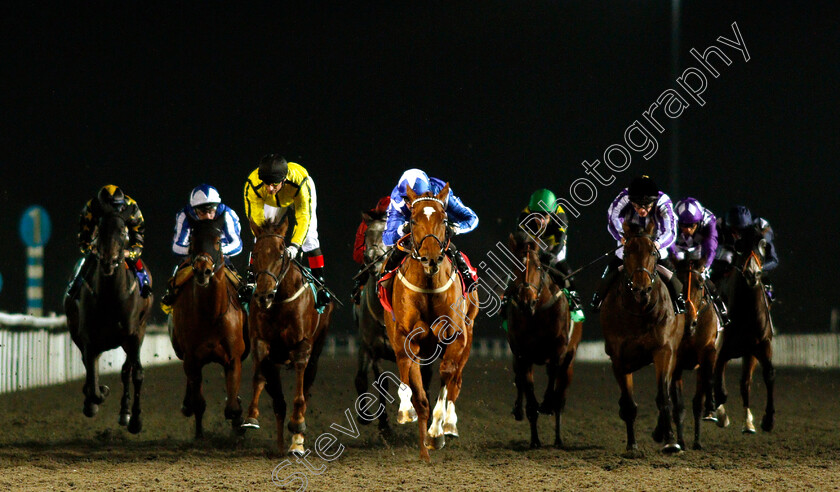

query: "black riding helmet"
left=725, top=205, right=753, bottom=230
left=628, top=175, right=659, bottom=207
left=97, top=184, right=126, bottom=211
left=258, top=154, right=289, bottom=183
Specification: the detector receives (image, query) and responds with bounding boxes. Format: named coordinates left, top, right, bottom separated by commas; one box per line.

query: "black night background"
left=1, top=2, right=837, bottom=338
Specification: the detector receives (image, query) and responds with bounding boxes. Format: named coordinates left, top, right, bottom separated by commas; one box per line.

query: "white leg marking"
left=443, top=400, right=459, bottom=437
left=428, top=387, right=448, bottom=438
left=397, top=383, right=417, bottom=424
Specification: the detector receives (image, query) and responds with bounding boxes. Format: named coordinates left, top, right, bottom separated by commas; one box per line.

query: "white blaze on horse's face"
left=423, top=206, right=435, bottom=219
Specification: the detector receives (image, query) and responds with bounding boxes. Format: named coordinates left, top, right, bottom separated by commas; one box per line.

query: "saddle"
left=376, top=252, right=476, bottom=313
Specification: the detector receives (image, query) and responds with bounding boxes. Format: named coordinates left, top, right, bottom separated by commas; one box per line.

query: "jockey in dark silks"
left=160, top=184, right=249, bottom=314
left=670, top=197, right=730, bottom=326
left=66, top=185, right=152, bottom=299
left=381, top=169, right=478, bottom=290
left=351, top=196, right=390, bottom=304
left=512, top=188, right=585, bottom=321
left=711, top=205, right=778, bottom=303
left=590, top=175, right=686, bottom=314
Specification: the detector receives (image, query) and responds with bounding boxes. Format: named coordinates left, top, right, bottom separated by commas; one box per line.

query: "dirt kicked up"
left=1, top=354, right=839, bottom=491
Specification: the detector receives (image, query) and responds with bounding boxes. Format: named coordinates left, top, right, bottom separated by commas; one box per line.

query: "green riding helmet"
left=528, top=189, right=557, bottom=214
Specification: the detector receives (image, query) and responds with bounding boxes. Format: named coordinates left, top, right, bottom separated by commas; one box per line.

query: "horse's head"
left=362, top=210, right=389, bottom=267
left=508, top=231, right=543, bottom=316
left=738, top=229, right=766, bottom=288
left=622, top=220, right=660, bottom=305
left=188, top=215, right=225, bottom=287
left=92, top=211, right=128, bottom=276
left=405, top=183, right=451, bottom=276
left=251, top=221, right=290, bottom=310
left=676, top=259, right=706, bottom=327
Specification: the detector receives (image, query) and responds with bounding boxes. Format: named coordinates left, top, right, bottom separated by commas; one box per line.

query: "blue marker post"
left=19, top=206, right=51, bottom=317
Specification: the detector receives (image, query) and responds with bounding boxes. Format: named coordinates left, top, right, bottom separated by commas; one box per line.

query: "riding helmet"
left=528, top=189, right=557, bottom=214
left=725, top=205, right=753, bottom=230
left=97, top=184, right=126, bottom=210
left=190, top=184, right=221, bottom=208
left=627, top=175, right=659, bottom=206
left=397, top=169, right=431, bottom=196
left=675, top=197, right=704, bottom=226
left=258, top=154, right=289, bottom=183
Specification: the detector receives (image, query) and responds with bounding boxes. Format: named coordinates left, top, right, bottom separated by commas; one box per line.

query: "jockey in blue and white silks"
left=383, top=169, right=478, bottom=247
left=669, top=197, right=718, bottom=269
left=161, top=184, right=247, bottom=312
left=381, top=169, right=479, bottom=290
left=172, top=185, right=243, bottom=258
left=592, top=175, right=686, bottom=314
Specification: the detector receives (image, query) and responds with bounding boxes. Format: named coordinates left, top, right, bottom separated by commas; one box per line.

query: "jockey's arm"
left=243, top=174, right=266, bottom=237
left=172, top=210, right=191, bottom=256
left=444, top=192, right=478, bottom=234
left=382, top=199, right=408, bottom=247
left=125, top=201, right=145, bottom=260
left=289, top=178, right=313, bottom=247
left=77, top=200, right=96, bottom=254
left=652, top=195, right=676, bottom=251
left=607, top=191, right=629, bottom=242
left=220, top=206, right=243, bottom=256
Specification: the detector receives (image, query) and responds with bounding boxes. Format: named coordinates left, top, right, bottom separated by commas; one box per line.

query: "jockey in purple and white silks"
left=381, top=169, right=479, bottom=289
left=591, top=175, right=686, bottom=314
left=671, top=197, right=730, bottom=326
left=160, top=184, right=248, bottom=312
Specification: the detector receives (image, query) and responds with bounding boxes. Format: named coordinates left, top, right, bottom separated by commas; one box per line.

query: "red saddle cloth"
left=377, top=252, right=477, bottom=313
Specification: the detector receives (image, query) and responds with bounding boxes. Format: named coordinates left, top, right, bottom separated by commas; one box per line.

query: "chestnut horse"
left=713, top=233, right=775, bottom=434
left=64, top=210, right=152, bottom=433
left=601, top=221, right=684, bottom=454
left=505, top=231, right=582, bottom=449
left=671, top=258, right=719, bottom=450
left=384, top=184, right=479, bottom=462
left=168, top=216, right=248, bottom=438
left=243, top=220, right=333, bottom=455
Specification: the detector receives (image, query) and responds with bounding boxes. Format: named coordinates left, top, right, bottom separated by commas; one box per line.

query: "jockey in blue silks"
left=670, top=197, right=730, bottom=325
left=381, top=169, right=479, bottom=289
left=160, top=184, right=248, bottom=312
left=590, top=175, right=686, bottom=314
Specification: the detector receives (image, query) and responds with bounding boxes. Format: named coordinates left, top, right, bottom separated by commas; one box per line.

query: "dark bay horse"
left=64, top=210, right=152, bottom=433
left=243, top=220, right=333, bottom=455
left=383, top=184, right=480, bottom=462
left=713, top=234, right=775, bottom=434
left=505, top=231, right=582, bottom=449
left=672, top=258, right=719, bottom=450
left=168, top=216, right=248, bottom=438
left=601, top=221, right=684, bottom=454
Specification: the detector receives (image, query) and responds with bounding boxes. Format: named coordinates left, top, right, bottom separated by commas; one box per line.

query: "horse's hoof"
left=99, top=385, right=110, bottom=398
left=443, top=423, right=459, bottom=438
left=240, top=418, right=260, bottom=429
left=554, top=438, right=564, bottom=449
left=715, top=405, right=729, bottom=428
left=701, top=411, right=718, bottom=422
left=529, top=439, right=541, bottom=449
left=181, top=404, right=194, bottom=417
left=512, top=406, right=524, bottom=421
left=692, top=441, right=703, bottom=450
left=289, top=434, right=305, bottom=455
left=378, top=423, right=393, bottom=439
left=761, top=414, right=774, bottom=432
left=424, top=434, right=446, bottom=450
left=622, top=445, right=643, bottom=459
left=83, top=402, right=99, bottom=418
left=127, top=417, right=142, bottom=434
left=538, top=400, right=554, bottom=415
left=662, top=443, right=683, bottom=454
left=742, top=424, right=756, bottom=434
left=119, top=413, right=131, bottom=427
left=397, top=409, right=417, bottom=425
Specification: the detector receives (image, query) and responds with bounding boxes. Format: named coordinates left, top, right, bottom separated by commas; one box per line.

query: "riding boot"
left=590, top=257, right=622, bottom=312
left=448, top=244, right=476, bottom=292
left=665, top=275, right=686, bottom=314
left=352, top=270, right=369, bottom=304
left=705, top=278, right=730, bottom=326
left=160, top=265, right=181, bottom=314
left=382, top=248, right=408, bottom=278
left=129, top=258, right=152, bottom=298
left=549, top=261, right=585, bottom=321
left=764, top=282, right=775, bottom=304
left=309, top=265, right=332, bottom=310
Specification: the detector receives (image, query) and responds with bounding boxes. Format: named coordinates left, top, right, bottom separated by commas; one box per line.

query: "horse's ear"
left=645, top=218, right=656, bottom=236
left=405, top=184, right=418, bottom=204
left=250, top=220, right=262, bottom=238
left=361, top=211, right=373, bottom=224
left=436, top=182, right=450, bottom=202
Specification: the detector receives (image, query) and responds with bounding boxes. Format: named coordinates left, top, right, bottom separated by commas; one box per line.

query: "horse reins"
left=254, top=233, right=293, bottom=299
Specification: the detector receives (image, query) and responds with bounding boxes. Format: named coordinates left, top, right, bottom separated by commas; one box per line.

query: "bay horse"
left=713, top=233, right=775, bottom=434
left=168, top=215, right=248, bottom=438
left=242, top=219, right=333, bottom=455
left=63, top=209, right=152, bottom=434
left=671, top=258, right=719, bottom=450
left=601, top=221, right=684, bottom=454
left=505, top=231, right=582, bottom=449
left=383, top=183, right=480, bottom=462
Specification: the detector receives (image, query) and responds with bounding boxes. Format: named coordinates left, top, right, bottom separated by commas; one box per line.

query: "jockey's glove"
left=286, top=243, right=300, bottom=259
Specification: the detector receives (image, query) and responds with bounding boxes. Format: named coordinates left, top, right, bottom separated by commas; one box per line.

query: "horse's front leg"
left=511, top=355, right=525, bottom=422
left=553, top=352, right=575, bottom=448
left=612, top=365, right=638, bottom=455
left=756, top=342, right=775, bottom=432
left=393, top=324, right=431, bottom=462
left=653, top=347, right=680, bottom=453
left=82, top=348, right=109, bottom=417
left=119, top=358, right=132, bottom=427
left=123, top=336, right=144, bottom=434
left=223, top=356, right=244, bottom=432
left=669, top=369, right=686, bottom=451
left=370, top=358, right=392, bottom=434
left=243, top=339, right=269, bottom=429
left=740, top=355, right=757, bottom=434
left=540, top=362, right=558, bottom=415
left=713, top=348, right=731, bottom=428
left=182, top=356, right=206, bottom=439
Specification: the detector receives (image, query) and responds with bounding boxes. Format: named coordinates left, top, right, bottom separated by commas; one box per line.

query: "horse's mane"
left=512, top=230, right=537, bottom=249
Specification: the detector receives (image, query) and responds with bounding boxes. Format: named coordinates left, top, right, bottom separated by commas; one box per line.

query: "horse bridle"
left=623, top=233, right=660, bottom=294
left=189, top=227, right=224, bottom=273
left=92, top=216, right=129, bottom=272
left=687, top=266, right=711, bottom=322
left=401, top=197, right=452, bottom=266
left=516, top=249, right=546, bottom=301
left=253, top=233, right=293, bottom=298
